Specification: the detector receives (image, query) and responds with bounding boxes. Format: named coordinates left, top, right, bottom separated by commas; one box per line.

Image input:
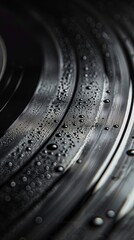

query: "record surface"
left=0, top=0, right=134, bottom=239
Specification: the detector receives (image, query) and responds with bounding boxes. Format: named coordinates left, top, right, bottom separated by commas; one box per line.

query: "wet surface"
left=0, top=0, right=134, bottom=240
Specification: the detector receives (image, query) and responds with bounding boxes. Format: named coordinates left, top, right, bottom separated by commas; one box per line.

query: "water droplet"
left=56, top=166, right=64, bottom=173
left=35, top=216, right=43, bottom=224
left=106, top=210, right=115, bottom=218
left=26, top=147, right=31, bottom=152
left=45, top=166, right=50, bottom=171
left=77, top=159, right=82, bottom=164
left=62, top=123, right=68, bottom=128
left=56, top=153, right=61, bottom=157
left=86, top=86, right=91, bottom=90
left=37, top=181, right=42, bottom=187
left=84, top=66, right=89, bottom=71
left=27, top=170, right=31, bottom=175
left=22, top=176, right=27, bottom=182
left=36, top=161, right=41, bottom=166
left=92, top=217, right=104, bottom=226
left=8, top=162, right=13, bottom=167
left=84, top=73, right=88, bottom=78
left=79, top=115, right=84, bottom=118
left=82, top=56, right=87, bottom=60
left=103, top=99, right=110, bottom=103
left=56, top=133, right=62, bottom=137
left=19, top=153, right=24, bottom=158
left=10, top=181, right=16, bottom=188
left=113, top=124, right=119, bottom=128
left=45, top=173, right=51, bottom=180
left=126, top=149, right=134, bottom=156
left=43, top=150, right=48, bottom=154
left=47, top=144, right=58, bottom=151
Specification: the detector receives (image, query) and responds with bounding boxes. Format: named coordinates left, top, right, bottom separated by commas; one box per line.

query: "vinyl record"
left=0, top=1, right=134, bottom=240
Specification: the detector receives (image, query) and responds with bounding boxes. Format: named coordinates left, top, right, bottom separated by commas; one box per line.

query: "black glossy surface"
left=0, top=1, right=134, bottom=240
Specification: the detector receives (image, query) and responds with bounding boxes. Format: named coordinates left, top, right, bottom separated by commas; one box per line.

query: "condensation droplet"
left=36, top=161, right=41, bottom=166
left=82, top=55, right=87, bottom=60
left=56, top=133, right=62, bottom=137
left=86, top=86, right=91, bottom=90
left=10, top=181, right=16, bottom=188
left=126, top=149, right=134, bottom=156
left=79, top=115, right=84, bottom=118
left=113, top=124, right=119, bottom=128
left=8, top=162, right=13, bottom=167
left=106, top=210, right=115, bottom=218
left=22, top=176, right=27, bottom=182
left=92, top=217, right=104, bottom=226
left=47, top=144, right=58, bottom=151
left=28, top=140, right=33, bottom=144
left=56, top=166, right=64, bottom=173
left=77, top=159, right=82, bottom=164
left=103, top=99, right=110, bottom=103
left=84, top=66, right=89, bottom=71
left=45, top=173, right=51, bottom=180
left=62, top=123, right=68, bottom=128
left=26, top=147, right=31, bottom=152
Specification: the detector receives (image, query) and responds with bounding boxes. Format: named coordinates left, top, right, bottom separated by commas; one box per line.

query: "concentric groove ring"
left=0, top=1, right=134, bottom=240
